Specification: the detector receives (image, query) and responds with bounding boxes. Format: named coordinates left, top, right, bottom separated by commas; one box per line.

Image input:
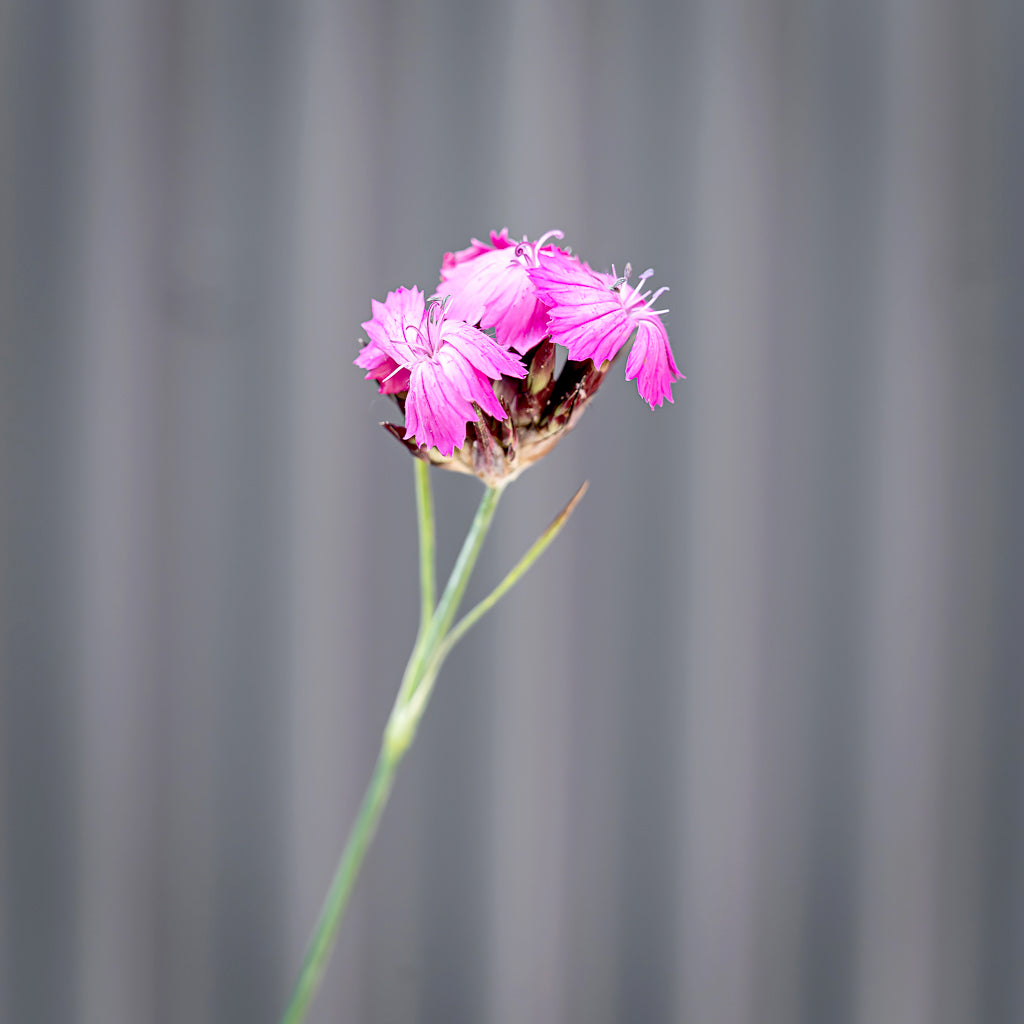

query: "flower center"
left=614, top=264, right=670, bottom=318
left=424, top=298, right=448, bottom=355
left=400, top=297, right=450, bottom=360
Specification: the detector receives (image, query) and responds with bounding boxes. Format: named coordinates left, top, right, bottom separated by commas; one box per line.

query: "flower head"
left=436, top=228, right=566, bottom=354
left=358, top=233, right=684, bottom=484
left=356, top=287, right=525, bottom=457
left=528, top=253, right=683, bottom=407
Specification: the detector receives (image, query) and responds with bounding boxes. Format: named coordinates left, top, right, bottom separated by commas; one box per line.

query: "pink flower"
left=436, top=228, right=566, bottom=354
left=356, top=287, right=526, bottom=457
left=528, top=254, right=683, bottom=408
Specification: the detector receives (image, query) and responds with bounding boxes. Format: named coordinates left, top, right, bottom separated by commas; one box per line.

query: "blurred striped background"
left=3, top=1, right=1023, bottom=1022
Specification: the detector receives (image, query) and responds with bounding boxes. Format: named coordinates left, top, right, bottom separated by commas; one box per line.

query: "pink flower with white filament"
left=356, top=286, right=526, bottom=457
left=436, top=228, right=566, bottom=354
left=528, top=253, right=683, bottom=408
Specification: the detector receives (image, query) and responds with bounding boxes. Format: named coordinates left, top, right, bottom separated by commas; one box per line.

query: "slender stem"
left=413, top=458, right=436, bottom=636
left=408, top=481, right=588, bottom=724
left=394, top=462, right=438, bottom=711
left=279, top=747, right=397, bottom=1024
left=280, top=478, right=503, bottom=1024
left=419, top=485, right=501, bottom=668
left=387, top=484, right=502, bottom=752
left=432, top=480, right=588, bottom=670
left=394, top=481, right=500, bottom=714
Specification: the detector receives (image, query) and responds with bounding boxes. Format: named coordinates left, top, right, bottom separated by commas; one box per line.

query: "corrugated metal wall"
left=3, top=1, right=1023, bottom=1022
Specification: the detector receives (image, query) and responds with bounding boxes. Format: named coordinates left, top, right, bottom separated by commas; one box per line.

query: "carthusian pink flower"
left=356, top=286, right=525, bottom=457
left=528, top=254, right=683, bottom=408
left=437, top=228, right=566, bottom=354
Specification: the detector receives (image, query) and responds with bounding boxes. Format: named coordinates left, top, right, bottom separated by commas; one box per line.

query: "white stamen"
left=535, top=228, right=565, bottom=250
left=402, top=319, right=427, bottom=351
left=517, top=228, right=565, bottom=267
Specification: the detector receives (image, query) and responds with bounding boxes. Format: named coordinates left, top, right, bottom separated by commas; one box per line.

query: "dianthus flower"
left=356, top=286, right=525, bottom=457
left=528, top=253, right=683, bottom=407
left=358, top=234, right=684, bottom=483
left=437, top=228, right=566, bottom=353
left=291, top=228, right=686, bottom=1024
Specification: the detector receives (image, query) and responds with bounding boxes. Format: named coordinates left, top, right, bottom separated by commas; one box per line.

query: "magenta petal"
left=489, top=285, right=551, bottom=353
left=360, top=287, right=424, bottom=347
left=545, top=303, right=633, bottom=364
left=435, top=346, right=508, bottom=421
left=440, top=319, right=526, bottom=380
left=531, top=255, right=634, bottom=365
left=625, top=316, right=683, bottom=408
left=354, top=343, right=389, bottom=373
left=404, top=361, right=477, bottom=457
left=355, top=345, right=411, bottom=394
left=375, top=362, right=412, bottom=394
left=360, top=287, right=427, bottom=367
left=440, top=248, right=550, bottom=352
left=441, top=228, right=515, bottom=274
left=439, top=247, right=520, bottom=327
left=439, top=230, right=567, bottom=354
left=531, top=255, right=682, bottom=398
left=527, top=250, right=607, bottom=302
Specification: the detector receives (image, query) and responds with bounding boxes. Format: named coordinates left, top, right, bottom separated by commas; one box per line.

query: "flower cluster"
left=356, top=229, right=683, bottom=484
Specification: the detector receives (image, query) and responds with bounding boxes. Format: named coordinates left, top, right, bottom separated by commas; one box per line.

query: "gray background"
left=3, top=1, right=1023, bottom=1022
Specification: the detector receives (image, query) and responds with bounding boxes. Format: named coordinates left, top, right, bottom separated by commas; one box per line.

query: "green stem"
left=386, top=484, right=502, bottom=754
left=279, top=746, right=396, bottom=1024
left=413, top=458, right=436, bottom=637
left=280, top=474, right=590, bottom=1023
left=280, top=478, right=502, bottom=1024
left=431, top=480, right=588, bottom=671
left=423, top=484, right=501, bottom=654
left=392, top=481, right=500, bottom=719
left=394, top=460, right=437, bottom=711
left=405, top=481, right=588, bottom=727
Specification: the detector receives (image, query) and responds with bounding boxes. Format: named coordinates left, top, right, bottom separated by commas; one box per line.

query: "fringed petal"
left=438, top=229, right=565, bottom=353
left=440, top=319, right=526, bottom=381
left=404, top=360, right=477, bottom=457
left=625, top=316, right=683, bottom=408
left=358, top=286, right=426, bottom=368
left=435, top=346, right=508, bottom=421
left=530, top=254, right=634, bottom=365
